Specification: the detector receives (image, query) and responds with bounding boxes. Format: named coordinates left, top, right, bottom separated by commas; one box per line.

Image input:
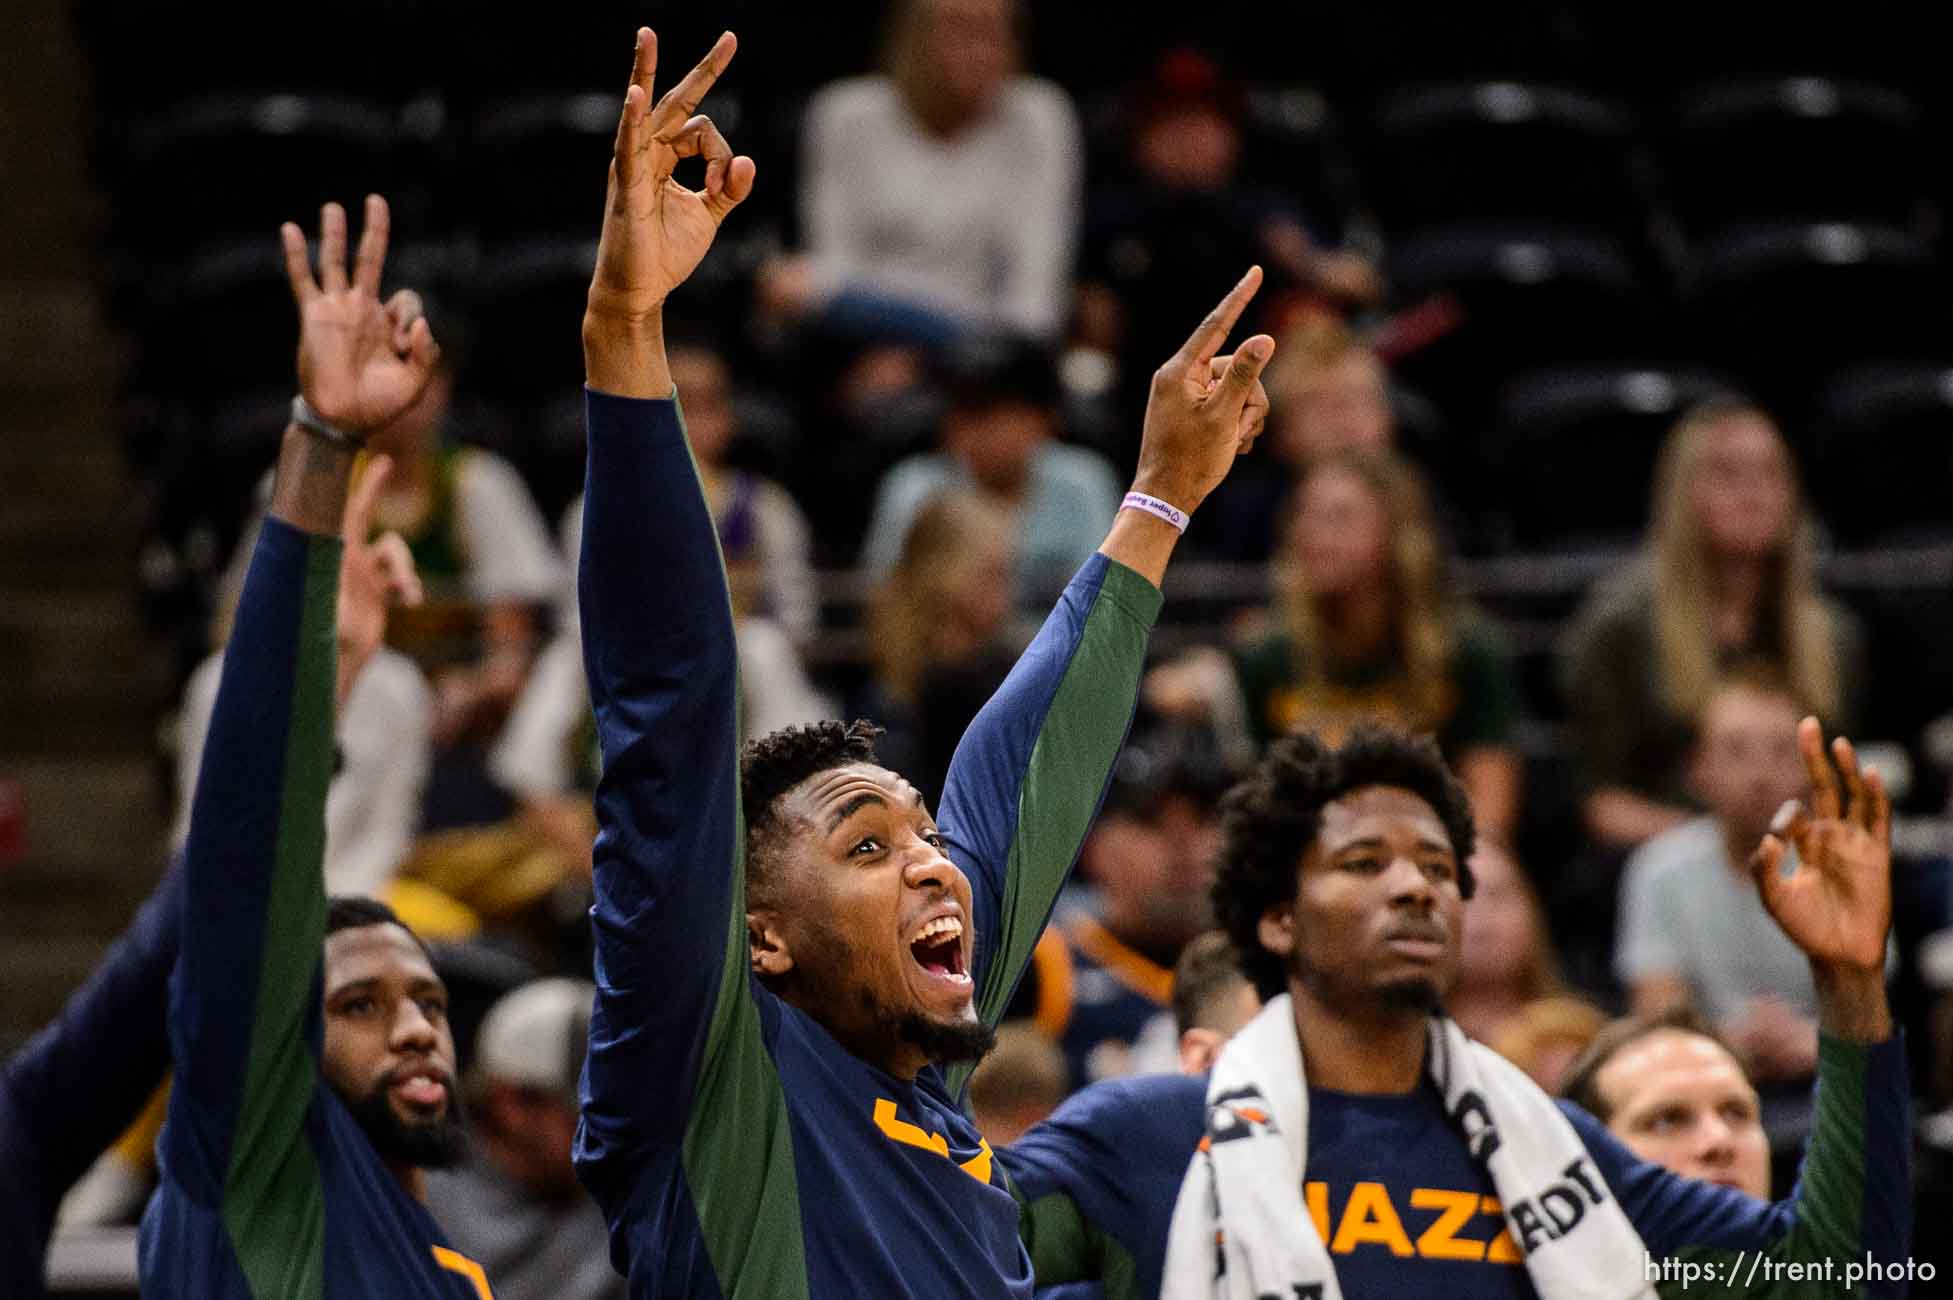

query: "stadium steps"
left=0, top=0, right=165, bottom=1056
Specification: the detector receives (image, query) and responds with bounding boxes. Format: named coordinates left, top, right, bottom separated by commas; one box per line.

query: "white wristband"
left=290, top=395, right=365, bottom=450
left=1120, top=491, right=1189, bottom=534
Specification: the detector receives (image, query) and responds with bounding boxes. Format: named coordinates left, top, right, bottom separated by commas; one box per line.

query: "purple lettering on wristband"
left=1121, top=491, right=1189, bottom=534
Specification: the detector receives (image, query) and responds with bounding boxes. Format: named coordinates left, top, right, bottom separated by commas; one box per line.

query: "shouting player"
left=571, top=27, right=1273, bottom=1299
left=1005, top=723, right=1911, bottom=1298
left=138, top=195, right=498, bottom=1299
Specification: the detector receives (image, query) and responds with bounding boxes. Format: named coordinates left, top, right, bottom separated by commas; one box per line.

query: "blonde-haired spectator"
left=1150, top=450, right=1523, bottom=840
left=1559, top=396, right=1865, bottom=850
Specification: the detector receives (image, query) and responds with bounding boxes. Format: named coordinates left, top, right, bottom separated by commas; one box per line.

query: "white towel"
left=1161, top=995, right=1654, bottom=1300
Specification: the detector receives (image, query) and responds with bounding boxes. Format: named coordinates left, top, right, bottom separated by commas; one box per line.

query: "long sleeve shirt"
left=800, top=77, right=1083, bottom=339
left=0, top=865, right=181, bottom=1300
left=1003, top=1033, right=1913, bottom=1299
left=137, top=517, right=491, bottom=1299
left=571, top=390, right=1159, bottom=1299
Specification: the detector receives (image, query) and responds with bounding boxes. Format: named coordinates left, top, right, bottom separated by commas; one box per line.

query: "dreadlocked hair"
left=1212, top=724, right=1478, bottom=1001
left=740, top=719, right=886, bottom=906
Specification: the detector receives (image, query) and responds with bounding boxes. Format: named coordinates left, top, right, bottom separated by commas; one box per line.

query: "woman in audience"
left=1187, top=319, right=1396, bottom=564
left=1558, top=396, right=1866, bottom=850
left=1449, top=841, right=1570, bottom=1044
left=1150, top=449, right=1523, bottom=840
left=851, top=492, right=1021, bottom=805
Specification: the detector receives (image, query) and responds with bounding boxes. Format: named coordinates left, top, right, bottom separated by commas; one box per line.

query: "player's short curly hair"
left=1211, top=725, right=1477, bottom=1001
left=740, top=719, right=886, bottom=907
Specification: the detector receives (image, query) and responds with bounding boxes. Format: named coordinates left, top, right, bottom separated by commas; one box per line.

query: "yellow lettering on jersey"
left=873, top=1098, right=949, bottom=1156
left=958, top=1138, right=995, bottom=1185
left=872, top=1097, right=995, bottom=1185
left=1409, top=1188, right=1486, bottom=1261
left=1478, top=1197, right=1526, bottom=1263
left=431, top=1246, right=495, bottom=1299
left=1303, top=1181, right=1330, bottom=1241
left=1329, top=1181, right=1415, bottom=1257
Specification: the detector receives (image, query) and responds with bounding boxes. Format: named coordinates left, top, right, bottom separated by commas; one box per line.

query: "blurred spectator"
left=1187, top=318, right=1395, bottom=564
left=1019, top=734, right=1229, bottom=1088
left=1615, top=667, right=1821, bottom=1086
left=859, top=337, right=1119, bottom=604
left=1448, top=842, right=1568, bottom=1045
left=217, top=296, right=564, bottom=831
left=852, top=493, right=1021, bottom=805
left=668, top=340, right=818, bottom=647
left=425, top=978, right=621, bottom=1300
left=761, top=0, right=1082, bottom=345
left=1559, top=397, right=1865, bottom=851
left=966, top=1022, right=1070, bottom=1147
left=1167, top=930, right=1260, bottom=1075
left=1561, top=1008, right=1771, bottom=1200
left=1148, top=450, right=1523, bottom=840
left=1487, top=997, right=1607, bottom=1095
left=1076, top=50, right=1381, bottom=455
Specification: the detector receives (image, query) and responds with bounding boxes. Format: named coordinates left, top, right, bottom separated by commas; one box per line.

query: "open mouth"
left=909, top=914, right=971, bottom=986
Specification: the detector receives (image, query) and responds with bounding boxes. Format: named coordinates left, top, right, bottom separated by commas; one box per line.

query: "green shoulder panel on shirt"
left=223, top=535, right=338, bottom=1300
left=674, top=392, right=812, bottom=1299
left=1656, top=1036, right=1873, bottom=1299
left=977, top=559, right=1160, bottom=1029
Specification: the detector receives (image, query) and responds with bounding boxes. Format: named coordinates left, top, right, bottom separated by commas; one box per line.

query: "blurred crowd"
left=57, top=0, right=1953, bottom=1289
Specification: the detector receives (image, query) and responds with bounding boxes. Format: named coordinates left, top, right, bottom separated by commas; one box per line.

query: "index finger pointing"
left=649, top=31, right=737, bottom=138
left=1170, top=266, right=1263, bottom=372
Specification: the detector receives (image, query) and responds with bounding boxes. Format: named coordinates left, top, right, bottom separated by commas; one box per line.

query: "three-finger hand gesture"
left=1750, top=718, right=1893, bottom=973
left=589, top=28, right=756, bottom=322
left=335, top=454, right=424, bottom=707
left=1132, top=267, right=1277, bottom=515
left=281, top=195, right=439, bottom=434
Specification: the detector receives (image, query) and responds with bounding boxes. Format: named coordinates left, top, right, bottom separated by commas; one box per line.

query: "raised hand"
left=1131, top=267, right=1277, bottom=515
left=280, top=195, right=439, bottom=434
left=589, top=28, right=756, bottom=322
left=335, top=454, right=423, bottom=708
left=1750, top=718, right=1893, bottom=973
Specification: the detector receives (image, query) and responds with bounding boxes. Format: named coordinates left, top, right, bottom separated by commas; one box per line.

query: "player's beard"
left=894, top=1007, right=998, bottom=1067
left=344, top=1079, right=470, bottom=1170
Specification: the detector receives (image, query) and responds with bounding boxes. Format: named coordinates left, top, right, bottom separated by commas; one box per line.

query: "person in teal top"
left=568, top=27, right=1276, bottom=1298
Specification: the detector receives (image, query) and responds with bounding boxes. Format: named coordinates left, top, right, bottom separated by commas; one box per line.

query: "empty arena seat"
left=1807, top=363, right=1953, bottom=544
left=111, top=96, right=401, bottom=256
left=457, top=95, right=624, bottom=245
left=1491, top=364, right=1734, bottom=548
left=1385, top=225, right=1665, bottom=425
left=1363, top=83, right=1649, bottom=241
left=1667, top=79, right=1935, bottom=237
left=1239, top=85, right=1359, bottom=245
left=131, top=242, right=299, bottom=399
left=465, top=239, right=600, bottom=401
left=1685, top=222, right=1947, bottom=392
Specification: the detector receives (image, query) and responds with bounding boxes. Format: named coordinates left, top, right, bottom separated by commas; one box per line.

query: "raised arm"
left=938, top=272, right=1275, bottom=1048
left=163, top=194, right=438, bottom=1202
left=1575, top=720, right=1911, bottom=1295
left=573, top=28, right=767, bottom=1169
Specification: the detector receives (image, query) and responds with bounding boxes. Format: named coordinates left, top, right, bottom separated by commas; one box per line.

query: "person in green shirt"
left=1149, top=448, right=1524, bottom=841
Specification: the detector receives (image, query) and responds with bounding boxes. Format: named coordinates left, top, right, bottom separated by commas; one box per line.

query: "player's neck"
left=387, top=1159, right=429, bottom=1202
left=1291, top=982, right=1426, bottom=1094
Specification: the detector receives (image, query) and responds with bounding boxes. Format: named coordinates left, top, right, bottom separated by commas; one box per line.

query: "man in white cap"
left=425, top=977, right=620, bottom=1300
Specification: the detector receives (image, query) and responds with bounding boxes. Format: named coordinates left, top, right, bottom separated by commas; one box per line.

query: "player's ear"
left=1257, top=902, right=1296, bottom=967
left=748, top=912, right=795, bottom=980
